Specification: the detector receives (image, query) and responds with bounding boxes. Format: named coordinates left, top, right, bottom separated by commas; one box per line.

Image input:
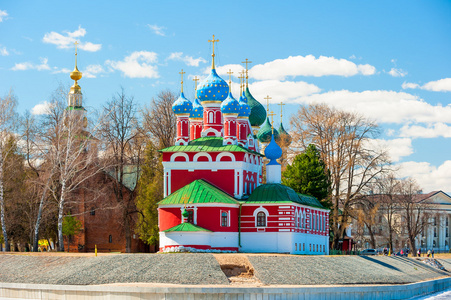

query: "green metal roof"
left=158, top=179, right=240, bottom=205
left=245, top=183, right=325, bottom=209
left=159, top=137, right=262, bottom=156
left=163, top=222, right=212, bottom=232
left=257, top=118, right=280, bottom=143
left=296, top=193, right=325, bottom=209
left=245, top=87, right=266, bottom=127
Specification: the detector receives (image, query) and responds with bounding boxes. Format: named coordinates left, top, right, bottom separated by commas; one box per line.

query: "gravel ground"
left=0, top=254, right=229, bottom=285
left=0, top=254, right=448, bottom=286
left=248, top=255, right=449, bottom=285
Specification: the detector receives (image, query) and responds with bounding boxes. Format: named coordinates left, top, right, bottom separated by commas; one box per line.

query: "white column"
left=439, top=214, right=445, bottom=250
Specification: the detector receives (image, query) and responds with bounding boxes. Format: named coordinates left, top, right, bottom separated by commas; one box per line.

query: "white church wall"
left=240, top=232, right=279, bottom=253
left=210, top=232, right=239, bottom=248
left=159, top=231, right=211, bottom=247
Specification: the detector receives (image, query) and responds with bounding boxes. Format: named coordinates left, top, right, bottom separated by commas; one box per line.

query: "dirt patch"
left=213, top=254, right=262, bottom=286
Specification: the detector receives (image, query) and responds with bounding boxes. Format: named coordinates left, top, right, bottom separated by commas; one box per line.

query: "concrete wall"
left=1, top=277, right=450, bottom=300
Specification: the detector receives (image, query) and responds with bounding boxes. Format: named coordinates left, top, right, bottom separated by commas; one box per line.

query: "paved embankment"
left=0, top=253, right=449, bottom=286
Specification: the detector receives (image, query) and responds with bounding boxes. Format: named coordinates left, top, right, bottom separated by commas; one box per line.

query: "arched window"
left=209, top=111, right=214, bottom=123
left=257, top=212, right=266, bottom=227
left=109, top=235, right=112, bottom=243
left=221, top=211, right=228, bottom=227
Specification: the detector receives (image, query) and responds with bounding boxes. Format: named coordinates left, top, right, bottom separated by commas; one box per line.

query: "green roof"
left=245, top=87, right=266, bottom=127
left=257, top=118, right=279, bottom=143
left=296, top=193, right=325, bottom=209
left=159, top=137, right=262, bottom=156
left=65, top=106, right=86, bottom=111
left=245, top=183, right=325, bottom=209
left=158, top=179, right=240, bottom=205
left=163, top=222, right=212, bottom=232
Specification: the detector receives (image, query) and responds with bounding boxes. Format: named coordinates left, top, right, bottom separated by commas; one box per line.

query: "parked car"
left=360, top=249, right=378, bottom=255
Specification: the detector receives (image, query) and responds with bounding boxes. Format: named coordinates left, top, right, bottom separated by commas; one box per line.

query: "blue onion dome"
left=172, top=92, right=193, bottom=114
left=220, top=92, right=240, bottom=114
left=238, top=92, right=251, bottom=117
left=257, top=118, right=279, bottom=143
left=264, top=134, right=282, bottom=165
left=197, top=69, right=229, bottom=102
left=190, top=97, right=203, bottom=119
left=245, top=87, right=266, bottom=127
left=278, top=122, right=292, bottom=146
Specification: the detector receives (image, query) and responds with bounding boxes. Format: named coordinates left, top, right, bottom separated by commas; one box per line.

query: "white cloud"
left=83, top=64, right=104, bottom=78
left=148, top=24, right=165, bottom=36
left=168, top=52, right=207, bottom=67
left=42, top=26, right=101, bottom=52
left=293, top=89, right=451, bottom=125
left=249, top=80, right=321, bottom=102
left=388, top=68, right=407, bottom=77
left=0, top=10, right=8, bottom=22
left=366, top=138, right=413, bottom=162
left=398, top=160, right=451, bottom=192
left=402, top=82, right=419, bottom=89
left=11, top=58, right=51, bottom=71
left=31, top=101, right=53, bottom=115
left=0, top=46, right=8, bottom=56
left=249, top=55, right=376, bottom=80
left=79, top=42, right=101, bottom=52
left=51, top=67, right=71, bottom=74
left=400, top=123, right=451, bottom=138
left=402, top=78, right=451, bottom=92
left=106, top=51, right=159, bottom=78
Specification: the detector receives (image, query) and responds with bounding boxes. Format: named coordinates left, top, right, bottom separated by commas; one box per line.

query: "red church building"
left=158, top=37, right=329, bottom=254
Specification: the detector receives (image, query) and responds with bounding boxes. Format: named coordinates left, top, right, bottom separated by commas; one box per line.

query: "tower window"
left=90, top=207, right=95, bottom=216
left=109, top=235, right=112, bottom=243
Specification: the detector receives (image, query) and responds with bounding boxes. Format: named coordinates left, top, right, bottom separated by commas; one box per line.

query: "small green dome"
left=248, top=183, right=300, bottom=203
left=245, top=87, right=266, bottom=127
left=278, top=122, right=292, bottom=146
left=257, top=118, right=279, bottom=143
left=182, top=209, right=189, bottom=218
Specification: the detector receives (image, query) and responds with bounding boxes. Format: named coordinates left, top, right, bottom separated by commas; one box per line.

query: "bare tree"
left=100, top=88, right=141, bottom=253
left=0, top=90, right=18, bottom=251
left=41, top=90, right=102, bottom=251
left=141, top=90, right=177, bottom=149
left=290, top=103, right=391, bottom=249
left=398, top=178, right=428, bottom=255
left=353, top=196, right=380, bottom=249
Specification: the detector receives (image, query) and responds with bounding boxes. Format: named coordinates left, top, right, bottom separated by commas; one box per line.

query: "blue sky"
left=1, top=1, right=451, bottom=192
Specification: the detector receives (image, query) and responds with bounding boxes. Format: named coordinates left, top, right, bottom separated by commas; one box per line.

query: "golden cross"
left=268, top=111, right=276, bottom=134
left=208, top=35, right=219, bottom=69
left=193, top=76, right=199, bottom=98
left=264, top=95, right=272, bottom=112
left=179, top=69, right=185, bottom=93
left=74, top=41, right=79, bottom=67
left=278, top=102, right=286, bottom=118
left=238, top=73, right=245, bottom=95
left=241, top=59, right=252, bottom=86
left=227, top=69, right=233, bottom=92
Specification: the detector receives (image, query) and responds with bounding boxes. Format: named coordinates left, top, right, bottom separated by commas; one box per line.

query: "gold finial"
left=227, top=69, right=233, bottom=93
left=208, top=35, right=219, bottom=69
left=179, top=69, right=185, bottom=93
left=70, top=41, right=82, bottom=94
left=264, top=95, right=272, bottom=112
left=278, top=102, right=286, bottom=119
left=241, top=59, right=252, bottom=87
left=193, top=76, right=199, bottom=99
left=268, top=111, right=276, bottom=134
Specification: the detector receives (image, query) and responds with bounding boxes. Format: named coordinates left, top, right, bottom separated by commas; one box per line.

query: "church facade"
left=158, top=37, right=329, bottom=255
